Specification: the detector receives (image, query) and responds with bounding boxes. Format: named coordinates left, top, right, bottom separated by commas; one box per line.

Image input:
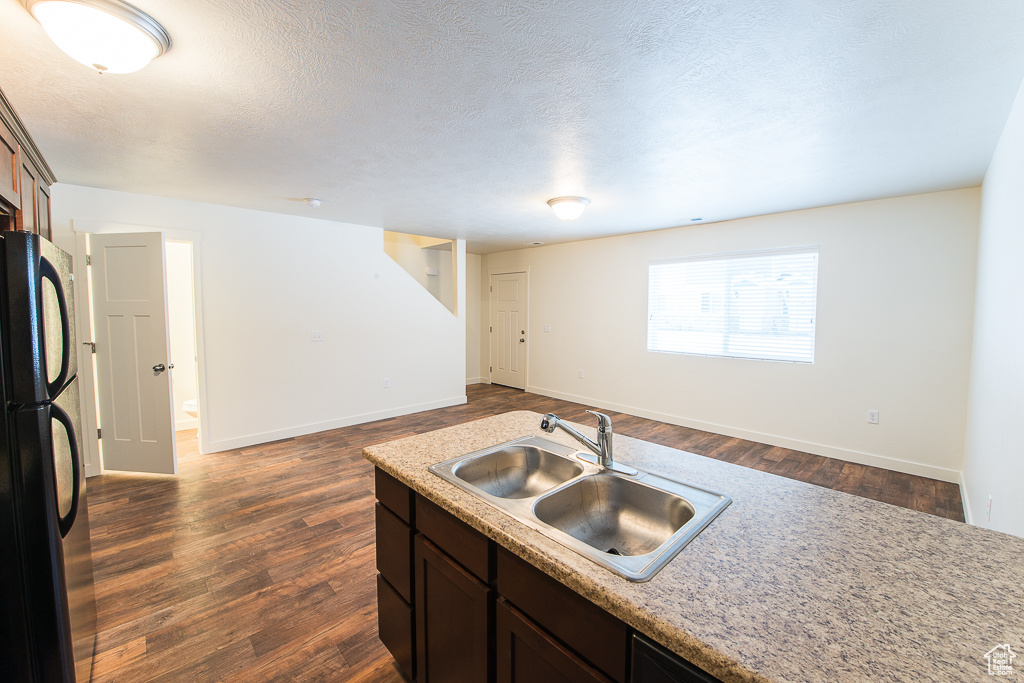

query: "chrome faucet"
left=540, top=411, right=637, bottom=475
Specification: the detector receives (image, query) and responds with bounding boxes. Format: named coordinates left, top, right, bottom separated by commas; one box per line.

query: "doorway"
left=166, top=241, right=200, bottom=438
left=72, top=222, right=207, bottom=476
left=488, top=270, right=528, bottom=390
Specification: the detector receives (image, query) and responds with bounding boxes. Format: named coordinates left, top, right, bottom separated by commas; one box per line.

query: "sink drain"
left=606, top=547, right=622, bottom=556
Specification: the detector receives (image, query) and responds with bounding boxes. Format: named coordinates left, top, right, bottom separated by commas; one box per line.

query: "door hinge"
left=489, top=326, right=492, bottom=333
left=86, top=255, right=91, bottom=266
left=84, top=342, right=96, bottom=353
left=490, top=366, right=492, bottom=372
left=96, top=428, right=102, bottom=439
left=489, top=286, right=492, bottom=292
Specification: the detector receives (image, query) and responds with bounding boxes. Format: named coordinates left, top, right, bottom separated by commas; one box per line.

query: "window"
left=647, top=246, right=819, bottom=363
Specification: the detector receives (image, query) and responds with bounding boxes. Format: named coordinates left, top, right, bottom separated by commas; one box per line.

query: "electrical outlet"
left=311, top=330, right=324, bottom=342
left=578, top=370, right=584, bottom=379
left=987, top=495, right=993, bottom=523
left=383, top=378, right=391, bottom=389
left=544, top=324, right=551, bottom=332
left=867, top=410, right=879, bottom=424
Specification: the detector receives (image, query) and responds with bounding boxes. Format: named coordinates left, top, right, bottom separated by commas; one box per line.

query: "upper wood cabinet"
left=0, top=87, right=56, bottom=241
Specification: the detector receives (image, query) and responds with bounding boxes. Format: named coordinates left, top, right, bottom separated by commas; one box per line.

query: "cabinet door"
left=0, top=124, right=18, bottom=208
left=16, top=153, right=38, bottom=234
left=496, top=598, right=611, bottom=683
left=415, top=535, right=492, bottom=683
left=36, top=181, right=51, bottom=241
left=377, top=574, right=415, bottom=681
left=631, top=634, right=723, bottom=683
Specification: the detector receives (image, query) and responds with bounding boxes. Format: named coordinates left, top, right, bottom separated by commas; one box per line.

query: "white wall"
left=466, top=252, right=482, bottom=383
left=383, top=232, right=456, bottom=314
left=51, top=185, right=467, bottom=454
left=483, top=189, right=980, bottom=481
left=166, top=241, right=198, bottom=430
left=962, top=78, right=1024, bottom=536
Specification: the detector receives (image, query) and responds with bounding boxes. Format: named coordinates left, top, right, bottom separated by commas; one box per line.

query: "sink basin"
left=453, top=444, right=584, bottom=499
left=533, top=474, right=695, bottom=556
left=429, top=435, right=731, bottom=581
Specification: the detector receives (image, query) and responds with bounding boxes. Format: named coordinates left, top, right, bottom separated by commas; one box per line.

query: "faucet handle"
left=585, top=410, right=612, bottom=432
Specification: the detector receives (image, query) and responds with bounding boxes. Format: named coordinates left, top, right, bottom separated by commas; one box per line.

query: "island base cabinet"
left=415, top=534, right=493, bottom=683
left=496, top=598, right=612, bottom=683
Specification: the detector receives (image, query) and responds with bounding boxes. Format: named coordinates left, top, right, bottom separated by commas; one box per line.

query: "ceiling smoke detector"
left=23, top=0, right=171, bottom=74
left=547, top=196, right=590, bottom=221
left=306, top=198, right=322, bottom=208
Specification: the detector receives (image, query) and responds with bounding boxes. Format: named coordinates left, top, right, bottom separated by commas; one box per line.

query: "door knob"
left=153, top=364, right=166, bottom=373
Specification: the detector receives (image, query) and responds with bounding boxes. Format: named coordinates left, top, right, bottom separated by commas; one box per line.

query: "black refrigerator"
left=1, top=230, right=97, bottom=682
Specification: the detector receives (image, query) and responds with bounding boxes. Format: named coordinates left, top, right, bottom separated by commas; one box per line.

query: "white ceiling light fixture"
left=23, top=0, right=171, bottom=74
left=547, top=196, right=590, bottom=221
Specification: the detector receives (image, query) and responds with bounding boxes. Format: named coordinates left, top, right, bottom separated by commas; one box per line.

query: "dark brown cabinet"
left=496, top=598, right=611, bottom=683
left=415, top=535, right=493, bottom=683
left=0, top=87, right=56, bottom=241
left=372, top=466, right=722, bottom=683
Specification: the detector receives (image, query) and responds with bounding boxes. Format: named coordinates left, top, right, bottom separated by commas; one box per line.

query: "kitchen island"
left=363, top=411, right=1024, bottom=682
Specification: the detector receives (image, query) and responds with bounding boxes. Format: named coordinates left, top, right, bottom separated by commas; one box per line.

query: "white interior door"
left=90, top=232, right=177, bottom=474
left=489, top=271, right=527, bottom=390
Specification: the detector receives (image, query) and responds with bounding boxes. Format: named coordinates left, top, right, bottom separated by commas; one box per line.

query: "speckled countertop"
left=362, top=411, right=1024, bottom=683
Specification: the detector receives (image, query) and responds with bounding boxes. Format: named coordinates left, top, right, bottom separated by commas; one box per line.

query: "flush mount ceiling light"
left=23, top=0, right=171, bottom=74
left=547, top=196, right=590, bottom=221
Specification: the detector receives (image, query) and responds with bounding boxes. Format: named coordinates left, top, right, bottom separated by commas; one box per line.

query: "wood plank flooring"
left=86, top=384, right=964, bottom=682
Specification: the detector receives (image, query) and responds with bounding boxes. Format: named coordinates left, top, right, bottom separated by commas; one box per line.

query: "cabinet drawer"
left=375, top=502, right=414, bottom=602
left=375, top=467, right=413, bottom=523
left=0, top=126, right=18, bottom=208
left=416, top=494, right=492, bottom=583
left=497, top=547, right=629, bottom=683
left=497, top=598, right=612, bottom=683
left=377, top=574, right=415, bottom=681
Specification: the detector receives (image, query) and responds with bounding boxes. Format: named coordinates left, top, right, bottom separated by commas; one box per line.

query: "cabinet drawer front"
left=0, top=127, right=18, bottom=208
left=375, top=503, right=414, bottom=602
left=375, top=467, right=413, bottom=523
left=497, top=547, right=629, bottom=682
left=377, top=574, right=415, bottom=681
left=416, top=494, right=491, bottom=582
left=415, top=535, right=492, bottom=683
left=497, top=598, right=612, bottom=683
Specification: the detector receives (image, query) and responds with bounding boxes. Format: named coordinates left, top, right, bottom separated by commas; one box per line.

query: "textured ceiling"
left=1, top=0, right=1023, bottom=253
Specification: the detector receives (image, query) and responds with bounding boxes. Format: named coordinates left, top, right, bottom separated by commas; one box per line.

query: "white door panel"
left=490, top=272, right=527, bottom=389
left=90, top=232, right=177, bottom=474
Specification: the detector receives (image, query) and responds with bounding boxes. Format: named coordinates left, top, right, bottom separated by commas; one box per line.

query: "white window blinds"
left=647, top=246, right=819, bottom=363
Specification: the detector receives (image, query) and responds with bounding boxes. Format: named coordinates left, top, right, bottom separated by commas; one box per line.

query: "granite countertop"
left=362, top=411, right=1024, bottom=683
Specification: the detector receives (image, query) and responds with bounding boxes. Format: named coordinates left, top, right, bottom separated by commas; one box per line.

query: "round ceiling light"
left=547, top=196, right=590, bottom=221
left=24, top=0, right=171, bottom=74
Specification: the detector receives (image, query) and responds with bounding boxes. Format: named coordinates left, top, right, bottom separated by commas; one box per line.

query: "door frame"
left=71, top=219, right=210, bottom=471
left=487, top=267, right=529, bottom=389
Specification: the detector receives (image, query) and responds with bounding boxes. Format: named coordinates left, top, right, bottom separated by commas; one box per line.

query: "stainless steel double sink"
left=429, top=436, right=731, bottom=582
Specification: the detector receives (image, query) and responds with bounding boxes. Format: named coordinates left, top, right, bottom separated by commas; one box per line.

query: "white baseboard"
left=176, top=418, right=198, bottom=431
left=466, top=377, right=485, bottom=385
left=959, top=472, right=974, bottom=525
left=203, top=395, right=468, bottom=454
left=526, top=384, right=963, bottom=484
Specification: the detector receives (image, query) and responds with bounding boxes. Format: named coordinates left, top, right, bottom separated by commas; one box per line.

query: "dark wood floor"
left=86, top=384, right=964, bottom=681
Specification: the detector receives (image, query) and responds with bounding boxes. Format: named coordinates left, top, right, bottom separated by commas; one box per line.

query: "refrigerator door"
left=0, top=408, right=35, bottom=683
left=14, top=377, right=97, bottom=682
left=3, top=231, right=78, bottom=405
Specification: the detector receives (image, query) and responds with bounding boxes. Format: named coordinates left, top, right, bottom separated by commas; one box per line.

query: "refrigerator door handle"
left=40, top=256, right=72, bottom=396
left=50, top=402, right=81, bottom=538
